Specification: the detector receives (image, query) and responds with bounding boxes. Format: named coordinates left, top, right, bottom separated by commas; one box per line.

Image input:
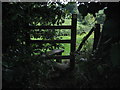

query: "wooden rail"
left=30, top=40, right=71, bottom=43
left=93, top=24, right=100, bottom=50
left=26, top=14, right=77, bottom=70
left=28, top=25, right=72, bottom=29
left=39, top=55, right=70, bottom=59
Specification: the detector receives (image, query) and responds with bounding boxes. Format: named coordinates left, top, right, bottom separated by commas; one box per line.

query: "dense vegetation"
left=2, top=2, right=120, bottom=88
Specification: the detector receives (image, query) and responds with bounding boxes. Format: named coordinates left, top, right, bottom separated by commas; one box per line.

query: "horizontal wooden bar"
left=30, top=40, right=71, bottom=43
left=38, top=55, right=71, bottom=59
left=27, top=25, right=72, bottom=29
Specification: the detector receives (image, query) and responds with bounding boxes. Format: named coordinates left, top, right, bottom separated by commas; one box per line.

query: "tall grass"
left=60, top=34, right=94, bottom=55
left=31, top=18, right=94, bottom=55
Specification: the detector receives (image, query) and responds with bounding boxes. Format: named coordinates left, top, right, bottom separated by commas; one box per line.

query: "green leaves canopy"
left=2, top=2, right=66, bottom=53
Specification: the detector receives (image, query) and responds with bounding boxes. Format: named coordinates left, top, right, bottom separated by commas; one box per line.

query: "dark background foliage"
left=2, top=2, right=120, bottom=88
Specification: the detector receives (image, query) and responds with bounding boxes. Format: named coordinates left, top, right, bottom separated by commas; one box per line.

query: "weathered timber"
left=45, top=49, right=64, bottom=63
left=39, top=55, right=70, bottom=60
left=30, top=40, right=71, bottom=43
left=45, top=49, right=64, bottom=56
left=70, top=14, right=77, bottom=70
left=93, top=24, right=100, bottom=50
left=26, top=14, right=77, bottom=70
left=28, top=26, right=72, bottom=29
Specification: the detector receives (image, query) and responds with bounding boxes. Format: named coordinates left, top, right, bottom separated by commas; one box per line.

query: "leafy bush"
left=2, top=2, right=67, bottom=88
left=2, top=45, right=56, bottom=88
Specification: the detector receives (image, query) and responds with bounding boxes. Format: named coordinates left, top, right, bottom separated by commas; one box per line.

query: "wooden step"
left=45, top=49, right=64, bottom=56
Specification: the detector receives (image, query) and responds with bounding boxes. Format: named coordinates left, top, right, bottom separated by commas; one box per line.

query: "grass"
left=59, top=34, right=94, bottom=55
left=31, top=34, right=94, bottom=55
left=31, top=18, right=94, bottom=55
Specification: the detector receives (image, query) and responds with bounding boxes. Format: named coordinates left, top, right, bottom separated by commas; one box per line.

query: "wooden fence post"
left=93, top=24, right=100, bottom=51
left=28, top=14, right=77, bottom=71
left=70, top=14, right=77, bottom=70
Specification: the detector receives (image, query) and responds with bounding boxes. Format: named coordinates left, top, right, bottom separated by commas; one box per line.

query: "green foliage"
left=81, top=13, right=95, bottom=26
left=65, top=2, right=79, bottom=14
left=2, top=2, right=67, bottom=88
left=2, top=2, right=66, bottom=53
left=3, top=45, right=48, bottom=88
left=96, top=10, right=106, bottom=24
left=75, top=2, right=120, bottom=88
left=2, top=2, right=120, bottom=88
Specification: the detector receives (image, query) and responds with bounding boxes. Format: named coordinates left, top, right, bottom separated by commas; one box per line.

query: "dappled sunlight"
left=2, top=2, right=120, bottom=88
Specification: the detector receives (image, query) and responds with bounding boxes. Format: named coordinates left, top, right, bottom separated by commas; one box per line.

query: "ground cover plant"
left=2, top=2, right=120, bottom=88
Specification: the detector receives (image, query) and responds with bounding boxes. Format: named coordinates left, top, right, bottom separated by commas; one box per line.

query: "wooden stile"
left=27, top=14, right=77, bottom=70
